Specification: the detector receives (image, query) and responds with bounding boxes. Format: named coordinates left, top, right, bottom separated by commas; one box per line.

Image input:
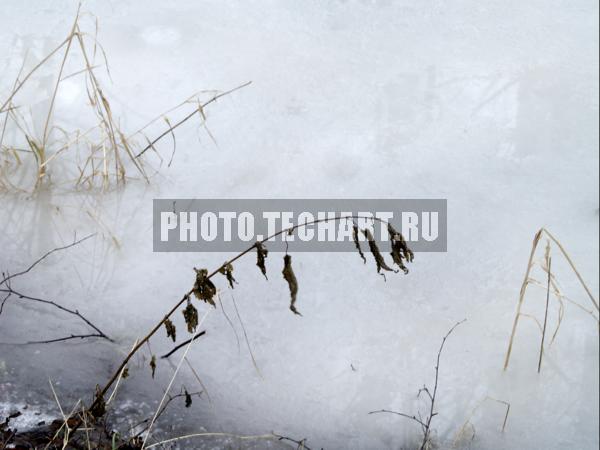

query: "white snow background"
left=0, top=1, right=598, bottom=449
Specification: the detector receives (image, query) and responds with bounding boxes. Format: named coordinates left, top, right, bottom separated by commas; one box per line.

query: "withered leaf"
left=182, top=301, right=199, bottom=333
left=90, top=385, right=106, bottom=418
left=352, top=224, right=366, bottom=264
left=256, top=241, right=269, bottom=279
left=363, top=228, right=395, bottom=274
left=192, top=268, right=216, bottom=306
left=387, top=223, right=414, bottom=274
left=219, top=263, right=237, bottom=289
left=150, top=355, right=157, bottom=379
left=164, top=318, right=176, bottom=342
left=184, top=389, right=192, bottom=408
left=282, top=254, right=301, bottom=315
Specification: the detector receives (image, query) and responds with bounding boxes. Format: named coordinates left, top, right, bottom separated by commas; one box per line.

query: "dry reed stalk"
left=503, top=227, right=598, bottom=370
left=452, top=396, right=511, bottom=448
left=537, top=255, right=551, bottom=373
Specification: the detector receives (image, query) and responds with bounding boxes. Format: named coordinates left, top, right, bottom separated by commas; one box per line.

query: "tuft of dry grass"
left=503, top=227, right=599, bottom=371
left=0, top=4, right=250, bottom=192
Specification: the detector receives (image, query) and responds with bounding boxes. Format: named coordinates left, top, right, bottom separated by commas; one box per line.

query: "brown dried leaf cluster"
left=388, top=223, right=414, bottom=274
left=182, top=300, right=199, bottom=333
left=150, top=355, right=157, bottom=378
left=219, top=263, right=237, bottom=289
left=164, top=318, right=177, bottom=342
left=256, top=242, right=269, bottom=279
left=192, top=268, right=217, bottom=306
left=282, top=254, right=301, bottom=315
left=90, top=386, right=106, bottom=419
left=184, top=389, right=193, bottom=408
left=363, top=228, right=395, bottom=274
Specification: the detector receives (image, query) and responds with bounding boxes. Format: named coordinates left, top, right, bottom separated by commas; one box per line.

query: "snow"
left=0, top=1, right=598, bottom=449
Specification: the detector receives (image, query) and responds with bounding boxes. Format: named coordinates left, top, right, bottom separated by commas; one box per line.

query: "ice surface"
left=0, top=1, right=598, bottom=449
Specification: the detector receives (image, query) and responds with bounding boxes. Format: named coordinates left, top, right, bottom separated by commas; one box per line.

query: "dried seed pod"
left=192, top=268, right=216, bottom=306
left=219, top=263, right=237, bottom=289
left=184, top=389, right=192, bottom=408
left=164, top=318, right=177, bottom=342
left=352, top=224, right=366, bottom=264
left=387, top=223, right=414, bottom=274
left=90, top=385, right=106, bottom=418
left=256, top=241, right=269, bottom=279
left=150, top=355, right=157, bottom=379
left=363, top=229, right=395, bottom=274
left=282, top=254, right=301, bottom=315
left=182, top=300, right=199, bottom=333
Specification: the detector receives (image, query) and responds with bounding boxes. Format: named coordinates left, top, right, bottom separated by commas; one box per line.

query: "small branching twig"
left=369, top=319, right=466, bottom=450
left=0, top=234, right=111, bottom=344
left=273, top=433, right=315, bottom=450
left=368, top=410, right=428, bottom=429
left=0, top=233, right=94, bottom=286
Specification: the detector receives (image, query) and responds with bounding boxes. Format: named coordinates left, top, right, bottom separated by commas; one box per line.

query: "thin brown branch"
left=8, top=333, right=106, bottom=345
left=272, top=433, right=313, bottom=450
left=0, top=233, right=110, bottom=345
left=368, top=410, right=428, bottom=429
left=135, top=81, right=252, bottom=158
left=0, top=288, right=112, bottom=343
left=160, top=331, right=206, bottom=359
left=0, top=233, right=95, bottom=286
left=369, top=319, right=466, bottom=450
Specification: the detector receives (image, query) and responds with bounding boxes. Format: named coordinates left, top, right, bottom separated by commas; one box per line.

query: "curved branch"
left=76, top=214, right=407, bottom=437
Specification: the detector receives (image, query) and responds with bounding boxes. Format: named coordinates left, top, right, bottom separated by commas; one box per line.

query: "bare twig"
left=0, top=234, right=111, bottom=344
left=161, top=331, right=206, bottom=359
left=0, top=288, right=111, bottom=341
left=0, top=233, right=95, bottom=286
left=369, top=319, right=466, bottom=450
left=272, top=433, right=314, bottom=450
left=368, top=410, right=428, bottom=429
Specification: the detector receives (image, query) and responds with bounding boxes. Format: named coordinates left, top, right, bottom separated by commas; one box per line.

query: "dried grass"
left=0, top=5, right=249, bottom=192
left=503, top=227, right=599, bottom=370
